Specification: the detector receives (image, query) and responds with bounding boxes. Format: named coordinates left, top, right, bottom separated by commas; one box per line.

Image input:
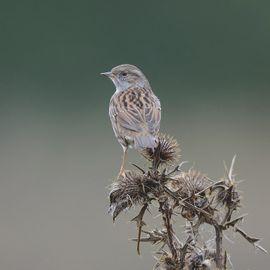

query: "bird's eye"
left=121, top=72, right=127, bottom=77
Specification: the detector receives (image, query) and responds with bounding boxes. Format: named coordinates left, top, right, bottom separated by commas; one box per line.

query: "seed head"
left=109, top=170, right=146, bottom=221
left=167, top=170, right=211, bottom=220
left=168, top=170, right=210, bottom=197
left=141, top=134, right=180, bottom=166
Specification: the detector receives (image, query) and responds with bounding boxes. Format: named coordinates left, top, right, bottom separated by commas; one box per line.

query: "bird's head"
left=101, top=64, right=151, bottom=92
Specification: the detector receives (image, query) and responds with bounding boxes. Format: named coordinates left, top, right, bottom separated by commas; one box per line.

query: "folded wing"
left=109, top=87, right=161, bottom=148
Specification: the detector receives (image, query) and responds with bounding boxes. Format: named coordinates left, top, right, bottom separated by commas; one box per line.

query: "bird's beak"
left=100, top=71, right=112, bottom=78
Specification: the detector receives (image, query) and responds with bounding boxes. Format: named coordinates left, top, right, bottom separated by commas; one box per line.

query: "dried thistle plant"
left=108, top=134, right=267, bottom=269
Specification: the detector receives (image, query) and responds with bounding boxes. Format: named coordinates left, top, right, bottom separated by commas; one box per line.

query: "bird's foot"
left=117, top=167, right=125, bottom=179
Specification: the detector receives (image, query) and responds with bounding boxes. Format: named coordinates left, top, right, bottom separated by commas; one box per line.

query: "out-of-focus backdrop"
left=0, top=0, right=269, bottom=269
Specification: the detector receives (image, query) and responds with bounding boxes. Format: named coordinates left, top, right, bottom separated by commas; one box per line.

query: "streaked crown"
left=101, top=64, right=151, bottom=92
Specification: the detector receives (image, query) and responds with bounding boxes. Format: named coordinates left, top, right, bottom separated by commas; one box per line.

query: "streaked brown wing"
left=144, top=95, right=161, bottom=134
left=109, top=87, right=161, bottom=138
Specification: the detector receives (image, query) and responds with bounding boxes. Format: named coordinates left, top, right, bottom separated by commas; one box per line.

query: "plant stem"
left=214, top=224, right=224, bottom=269
left=161, top=202, right=178, bottom=263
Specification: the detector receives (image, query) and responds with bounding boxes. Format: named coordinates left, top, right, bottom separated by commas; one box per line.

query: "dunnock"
left=101, top=64, right=161, bottom=177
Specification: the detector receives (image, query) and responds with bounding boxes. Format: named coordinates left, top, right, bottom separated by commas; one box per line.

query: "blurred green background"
left=0, top=0, right=269, bottom=269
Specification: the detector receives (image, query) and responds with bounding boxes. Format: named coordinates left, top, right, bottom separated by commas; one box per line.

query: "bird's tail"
left=133, top=134, right=157, bottom=150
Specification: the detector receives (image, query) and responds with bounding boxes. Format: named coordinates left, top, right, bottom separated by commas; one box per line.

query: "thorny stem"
left=160, top=201, right=178, bottom=263
left=214, top=223, right=224, bottom=269
left=131, top=203, right=148, bottom=255
left=179, top=236, right=191, bottom=269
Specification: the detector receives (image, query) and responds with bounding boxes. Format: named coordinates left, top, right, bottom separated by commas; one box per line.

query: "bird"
left=101, top=64, right=161, bottom=177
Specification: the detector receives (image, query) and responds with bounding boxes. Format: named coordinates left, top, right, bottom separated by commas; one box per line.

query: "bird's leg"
left=118, top=147, right=127, bottom=178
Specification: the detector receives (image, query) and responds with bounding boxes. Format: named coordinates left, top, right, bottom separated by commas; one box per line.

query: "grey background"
left=0, top=0, right=269, bottom=269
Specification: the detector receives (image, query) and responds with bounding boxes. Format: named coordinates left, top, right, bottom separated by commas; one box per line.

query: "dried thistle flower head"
left=109, top=170, right=146, bottom=221
left=166, top=170, right=211, bottom=221
left=211, top=178, right=241, bottom=210
left=141, top=134, right=180, bottom=166
left=157, top=254, right=177, bottom=270
left=186, top=250, right=208, bottom=270
left=168, top=170, right=210, bottom=197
